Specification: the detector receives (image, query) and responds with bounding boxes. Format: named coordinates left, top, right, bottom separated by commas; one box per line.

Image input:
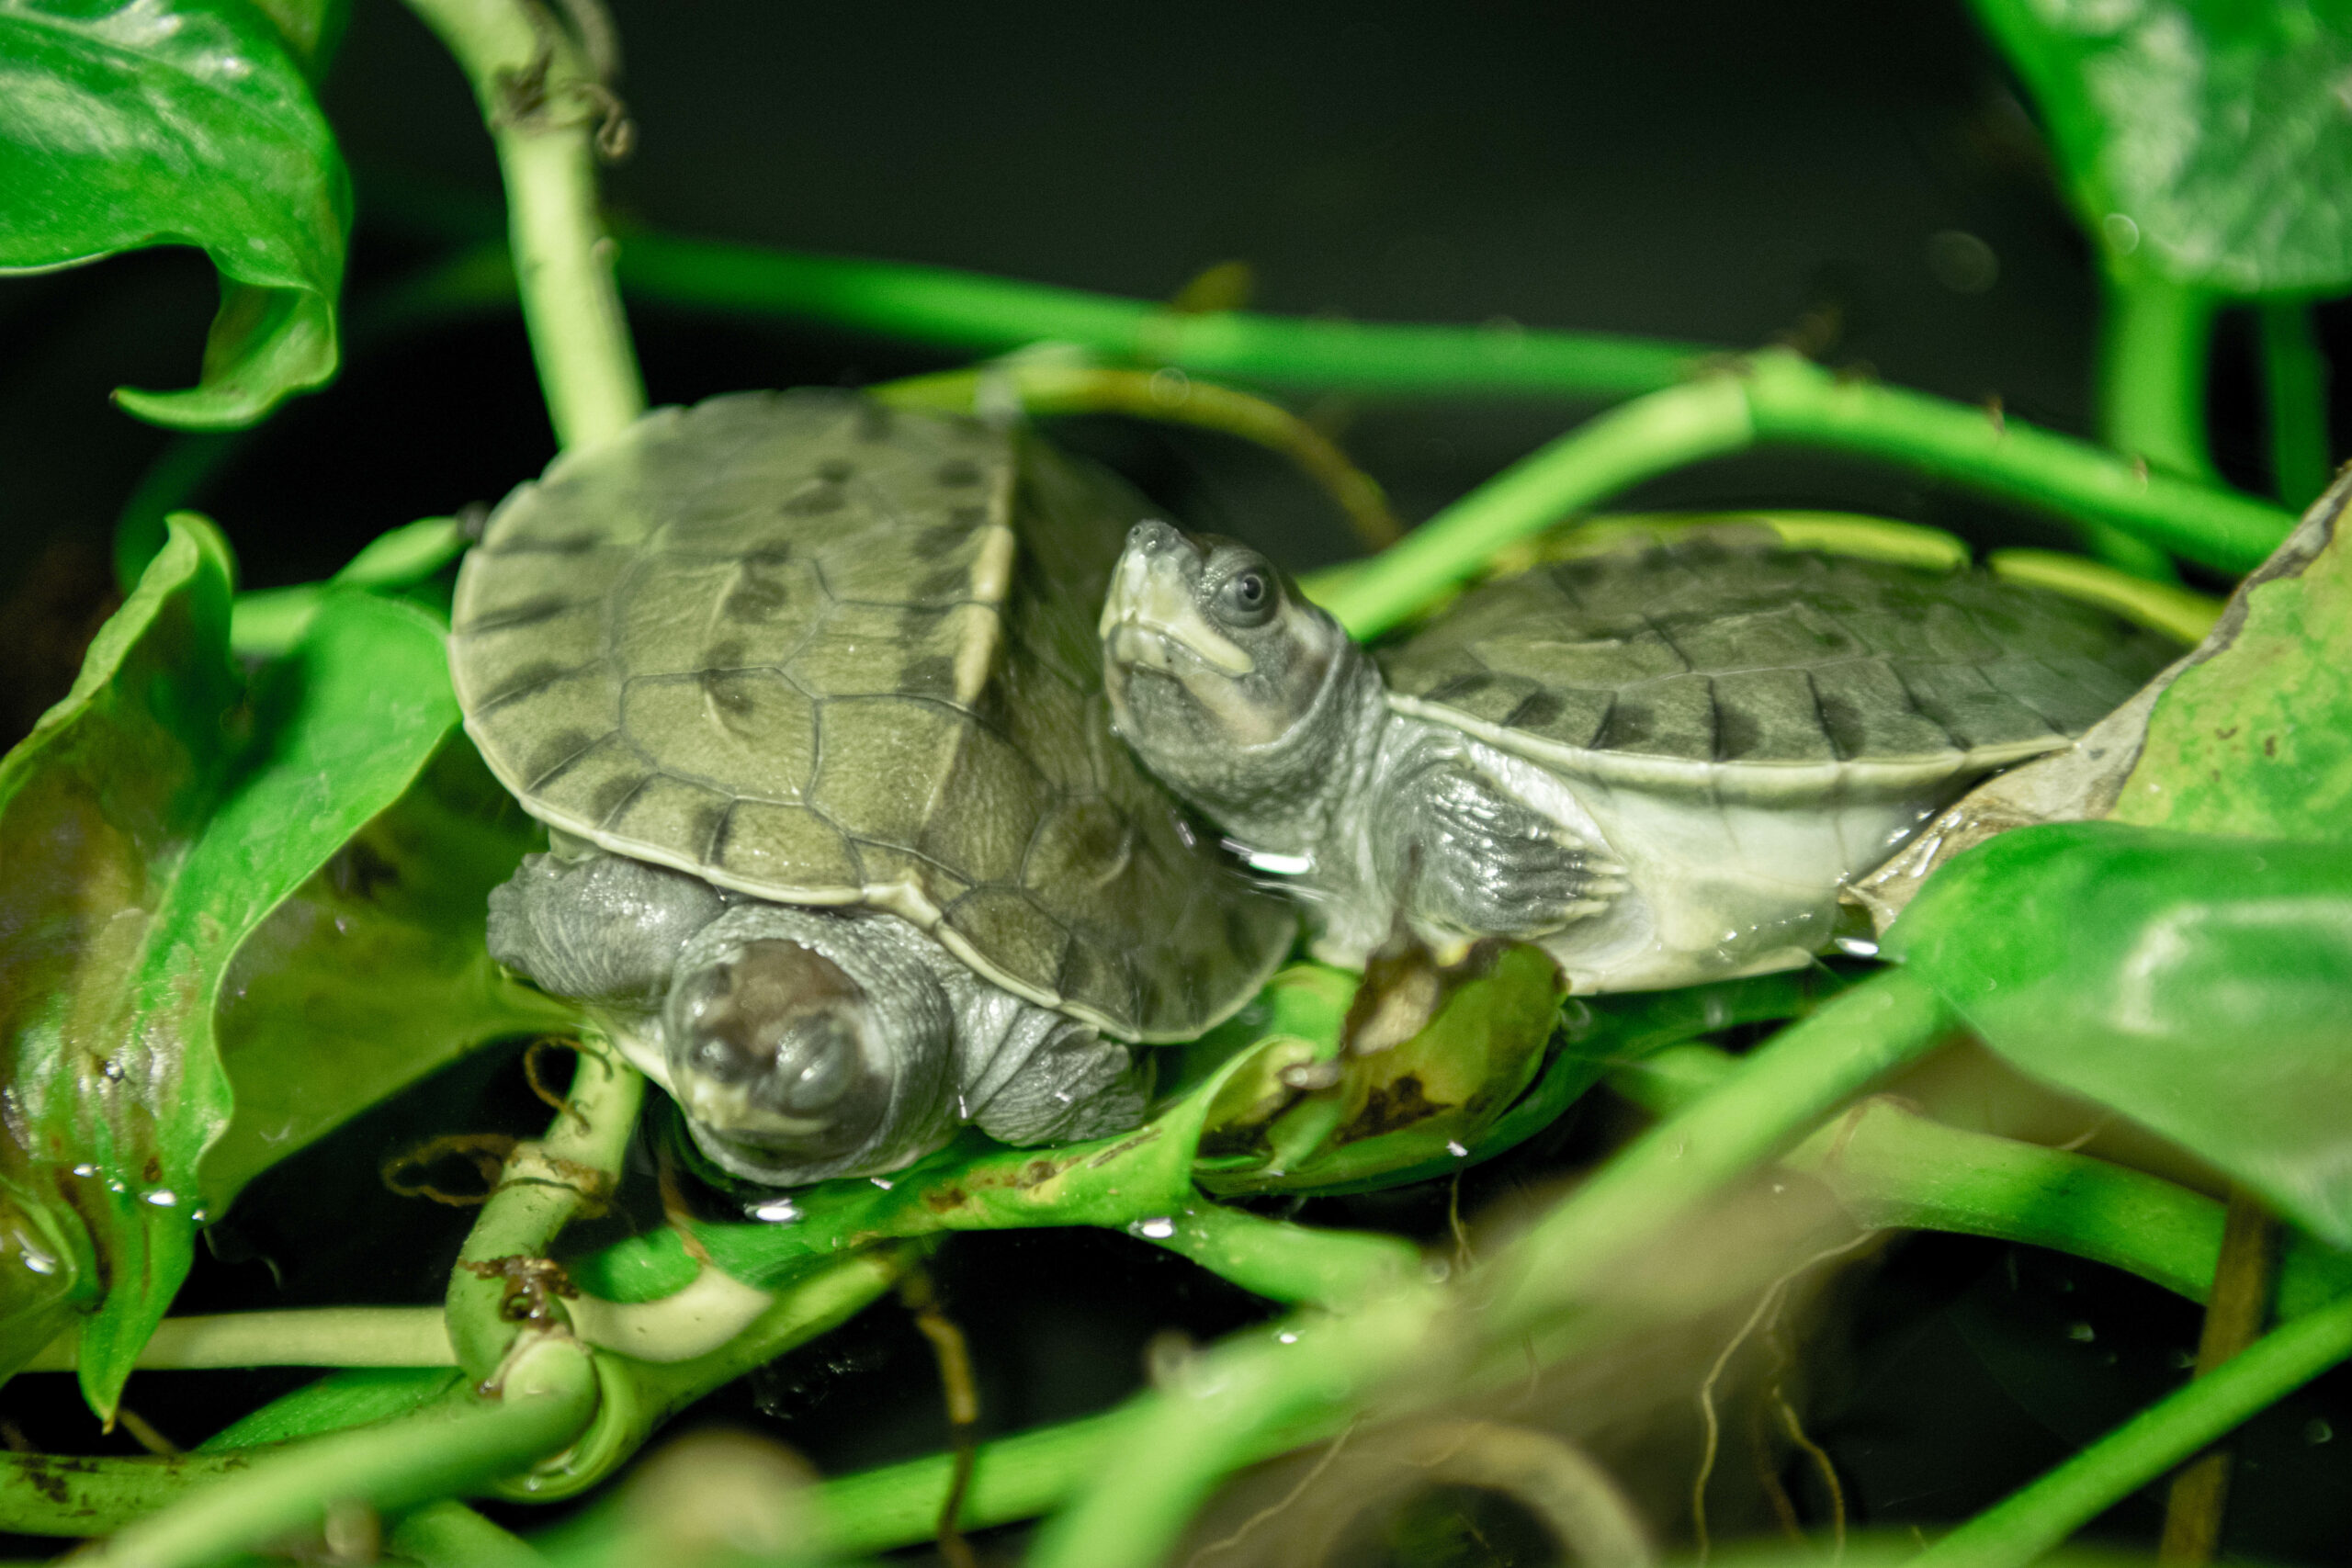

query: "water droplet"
left=1148, top=367, right=1191, bottom=407
left=1833, top=934, right=1880, bottom=959
left=106, top=1180, right=126, bottom=1194
left=748, top=1198, right=802, bottom=1224
left=1130, top=1216, right=1176, bottom=1240
left=2066, top=1321, right=2096, bottom=1342
left=2101, top=212, right=2141, bottom=255
left=1276, top=1330, right=1299, bottom=1345
left=101, top=1060, right=124, bottom=1081
left=71, top=1165, right=97, bottom=1179
left=143, top=1189, right=178, bottom=1208
left=2305, top=1418, right=2333, bottom=1445
left=1926, top=230, right=1999, bottom=294
left=1445, top=1141, right=1468, bottom=1157
left=868, top=1177, right=894, bottom=1190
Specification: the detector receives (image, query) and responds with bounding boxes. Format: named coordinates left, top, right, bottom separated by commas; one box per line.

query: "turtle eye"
left=1213, top=566, right=1277, bottom=628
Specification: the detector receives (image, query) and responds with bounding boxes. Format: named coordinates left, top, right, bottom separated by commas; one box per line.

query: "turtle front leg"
left=1373, top=749, right=1622, bottom=950
left=967, top=1021, right=1150, bottom=1147
left=487, top=850, right=729, bottom=1005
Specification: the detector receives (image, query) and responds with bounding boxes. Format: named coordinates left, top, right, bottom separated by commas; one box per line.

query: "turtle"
left=448, top=390, right=1295, bottom=1186
left=1098, top=520, right=2175, bottom=992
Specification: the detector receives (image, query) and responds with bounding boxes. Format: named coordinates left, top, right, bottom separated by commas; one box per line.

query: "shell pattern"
left=1384, top=538, right=2176, bottom=802
left=450, top=390, right=1294, bottom=1042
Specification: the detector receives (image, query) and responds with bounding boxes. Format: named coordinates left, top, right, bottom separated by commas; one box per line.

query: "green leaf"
left=0, top=519, right=458, bottom=1417
left=2108, top=500, right=2352, bottom=841
left=1885, top=820, right=2352, bottom=1247
left=1194, top=942, right=1564, bottom=1195
left=1971, top=0, right=2352, bottom=294
left=202, top=736, right=578, bottom=1210
left=240, top=0, right=348, bottom=77
left=0, top=0, right=351, bottom=428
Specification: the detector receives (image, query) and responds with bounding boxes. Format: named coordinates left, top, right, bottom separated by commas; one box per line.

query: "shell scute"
left=618, top=669, right=817, bottom=803
left=452, top=390, right=1294, bottom=1040
left=1385, top=540, right=2171, bottom=795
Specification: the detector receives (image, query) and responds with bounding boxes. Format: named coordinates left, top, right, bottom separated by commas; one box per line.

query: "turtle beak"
left=1101, top=521, right=1256, bottom=678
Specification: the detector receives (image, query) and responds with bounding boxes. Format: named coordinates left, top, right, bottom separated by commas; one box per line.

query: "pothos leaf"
left=1193, top=942, right=1563, bottom=1196
left=0, top=0, right=351, bottom=428
left=1884, top=821, right=2352, bottom=1247
left=0, top=518, right=457, bottom=1417
left=1970, top=0, right=2352, bottom=294
left=2108, top=497, right=2352, bottom=841
left=202, top=735, right=576, bottom=1212
left=240, top=0, right=348, bottom=78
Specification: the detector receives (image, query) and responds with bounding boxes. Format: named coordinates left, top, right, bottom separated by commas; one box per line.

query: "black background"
left=1, top=3, right=2345, bottom=1562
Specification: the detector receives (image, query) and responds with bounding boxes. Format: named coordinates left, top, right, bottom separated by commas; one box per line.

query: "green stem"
left=2098, top=271, right=2220, bottom=485
left=20, top=1308, right=451, bottom=1372
left=614, top=234, right=1710, bottom=400
left=1614, top=1044, right=2352, bottom=1320
left=1140, top=1202, right=1423, bottom=1304
left=1033, top=971, right=1949, bottom=1568
left=387, top=1499, right=548, bottom=1567
left=535, top=1247, right=909, bottom=1504
left=401, top=0, right=643, bottom=448
left=199, top=1368, right=463, bottom=1452
left=1484, top=968, right=1951, bottom=1335
left=2256, top=300, right=2333, bottom=510
left=1026, top=1285, right=1444, bottom=1568
left=1913, top=1292, right=2352, bottom=1568
left=447, top=1043, right=643, bottom=1382
left=877, top=362, right=1404, bottom=548
left=78, top=1337, right=596, bottom=1568
left=2088, top=271, right=2218, bottom=579
left=1319, top=351, right=2296, bottom=637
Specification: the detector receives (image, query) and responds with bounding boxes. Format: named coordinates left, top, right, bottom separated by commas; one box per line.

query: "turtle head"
left=1101, top=522, right=1352, bottom=800
left=662, top=926, right=907, bottom=1183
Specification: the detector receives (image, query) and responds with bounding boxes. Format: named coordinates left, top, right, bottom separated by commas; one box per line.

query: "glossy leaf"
left=2109, top=497, right=2352, bottom=841
left=241, top=0, right=347, bottom=77
left=0, top=519, right=458, bottom=1417
left=1193, top=942, right=1564, bottom=1195
left=202, top=736, right=576, bottom=1210
left=0, top=0, right=351, bottom=427
left=1294, top=970, right=1828, bottom=1198
left=1885, top=821, right=2352, bottom=1247
left=1970, top=0, right=2352, bottom=294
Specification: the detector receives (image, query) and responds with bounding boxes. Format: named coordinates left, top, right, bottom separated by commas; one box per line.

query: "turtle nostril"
left=688, top=1027, right=766, bottom=1086
left=775, top=1014, right=860, bottom=1112
left=1126, top=519, right=1184, bottom=557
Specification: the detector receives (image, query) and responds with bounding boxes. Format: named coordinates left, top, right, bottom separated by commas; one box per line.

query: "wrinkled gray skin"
left=1101, top=523, right=1602, bottom=968
left=488, top=846, right=1146, bottom=1186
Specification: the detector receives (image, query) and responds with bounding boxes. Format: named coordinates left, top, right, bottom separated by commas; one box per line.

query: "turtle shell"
left=450, top=390, right=1294, bottom=1042
left=1382, top=536, right=2175, bottom=803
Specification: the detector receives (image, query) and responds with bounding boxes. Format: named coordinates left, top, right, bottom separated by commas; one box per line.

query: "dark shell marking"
left=1382, top=544, right=2174, bottom=796
left=451, top=390, right=1293, bottom=1042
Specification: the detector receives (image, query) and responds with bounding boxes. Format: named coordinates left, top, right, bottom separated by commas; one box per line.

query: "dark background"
left=2, top=3, right=2345, bottom=1561
left=12, top=0, right=2324, bottom=747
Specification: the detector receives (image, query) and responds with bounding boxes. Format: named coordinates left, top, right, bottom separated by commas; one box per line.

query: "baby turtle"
left=1101, top=524, right=2173, bottom=992
left=450, top=391, right=1294, bottom=1185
